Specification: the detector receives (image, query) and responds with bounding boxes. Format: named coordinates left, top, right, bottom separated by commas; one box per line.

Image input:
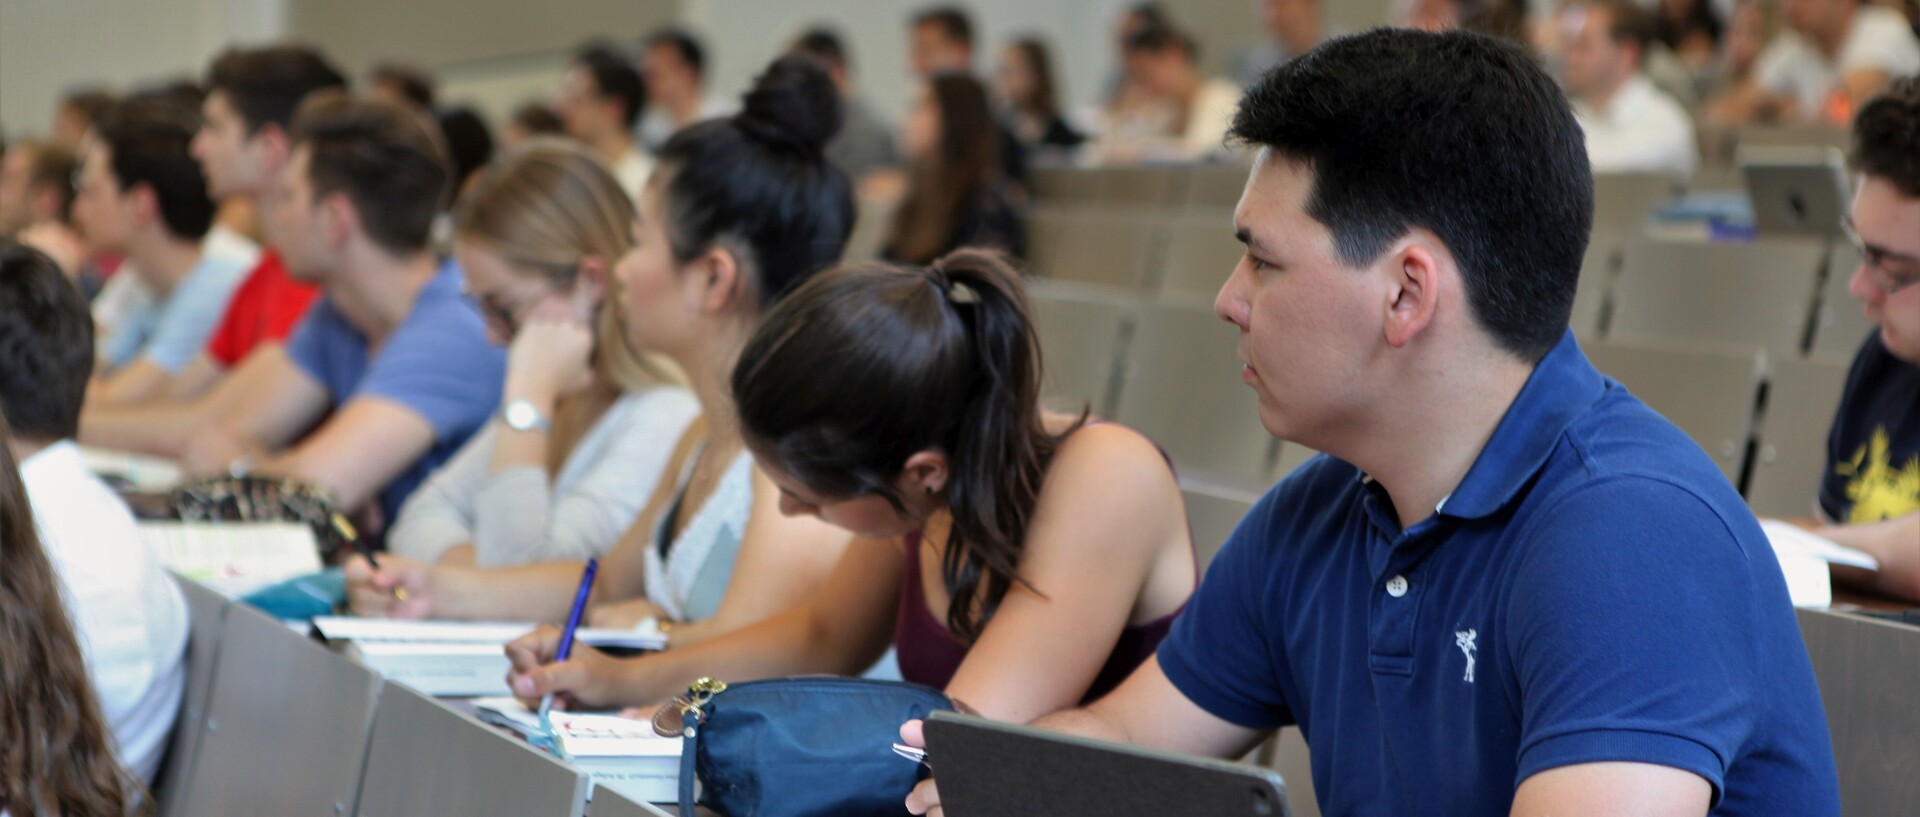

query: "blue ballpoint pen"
left=533, top=558, right=598, bottom=758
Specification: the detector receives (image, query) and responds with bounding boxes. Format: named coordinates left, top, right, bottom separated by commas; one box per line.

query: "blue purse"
left=662, top=676, right=952, bottom=817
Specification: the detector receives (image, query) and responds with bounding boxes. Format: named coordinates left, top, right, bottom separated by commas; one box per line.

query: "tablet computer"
left=1741, top=145, right=1851, bottom=238
left=921, top=710, right=1291, bottom=817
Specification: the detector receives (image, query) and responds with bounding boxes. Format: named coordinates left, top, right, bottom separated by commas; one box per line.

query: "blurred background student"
left=388, top=140, right=697, bottom=568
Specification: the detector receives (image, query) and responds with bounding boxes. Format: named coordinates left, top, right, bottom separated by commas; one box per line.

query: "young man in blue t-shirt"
left=1813, top=77, right=1920, bottom=602
left=179, top=91, right=503, bottom=528
left=904, top=29, right=1838, bottom=817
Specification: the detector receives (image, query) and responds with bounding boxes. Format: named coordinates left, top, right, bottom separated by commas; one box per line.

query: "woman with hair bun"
left=506, top=248, right=1196, bottom=732
left=349, top=56, right=857, bottom=649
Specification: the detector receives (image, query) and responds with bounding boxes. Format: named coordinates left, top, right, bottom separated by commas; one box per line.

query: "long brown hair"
left=0, top=410, right=146, bottom=816
left=885, top=73, right=1001, bottom=265
left=454, top=137, right=679, bottom=390
left=1008, top=38, right=1065, bottom=124
left=732, top=249, right=1080, bottom=640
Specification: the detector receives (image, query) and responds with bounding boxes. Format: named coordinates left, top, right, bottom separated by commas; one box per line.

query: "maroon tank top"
left=891, top=425, right=1192, bottom=703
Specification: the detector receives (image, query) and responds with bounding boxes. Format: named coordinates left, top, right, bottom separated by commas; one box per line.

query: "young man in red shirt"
left=80, top=45, right=344, bottom=456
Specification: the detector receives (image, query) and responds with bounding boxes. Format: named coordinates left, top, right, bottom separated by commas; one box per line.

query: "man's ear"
left=1382, top=240, right=1442, bottom=350
left=322, top=190, right=358, bottom=248
left=254, top=123, right=293, bottom=171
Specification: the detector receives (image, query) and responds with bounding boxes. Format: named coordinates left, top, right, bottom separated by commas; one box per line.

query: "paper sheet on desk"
left=312, top=616, right=667, bottom=651
left=1759, top=519, right=1881, bottom=609
left=143, top=521, right=322, bottom=597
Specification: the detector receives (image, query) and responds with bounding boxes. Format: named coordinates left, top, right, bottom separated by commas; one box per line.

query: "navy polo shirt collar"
left=1436, top=330, right=1605, bottom=521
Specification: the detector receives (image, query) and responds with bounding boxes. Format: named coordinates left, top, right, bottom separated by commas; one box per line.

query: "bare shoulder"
left=1048, top=420, right=1174, bottom=482
left=1035, top=420, right=1181, bottom=525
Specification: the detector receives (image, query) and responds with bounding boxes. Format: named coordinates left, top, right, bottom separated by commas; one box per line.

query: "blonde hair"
left=453, top=137, right=679, bottom=390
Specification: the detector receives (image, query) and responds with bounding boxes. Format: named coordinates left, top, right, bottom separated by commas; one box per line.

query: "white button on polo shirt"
left=1386, top=575, right=1409, bottom=598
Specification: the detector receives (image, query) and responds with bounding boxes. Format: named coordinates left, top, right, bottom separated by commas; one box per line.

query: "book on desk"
left=471, top=696, right=682, bottom=804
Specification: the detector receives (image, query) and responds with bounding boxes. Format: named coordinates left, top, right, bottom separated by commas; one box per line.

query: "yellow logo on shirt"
left=1835, top=428, right=1920, bottom=523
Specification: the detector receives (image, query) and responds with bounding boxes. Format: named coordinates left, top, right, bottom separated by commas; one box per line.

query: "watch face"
left=506, top=401, right=538, bottom=429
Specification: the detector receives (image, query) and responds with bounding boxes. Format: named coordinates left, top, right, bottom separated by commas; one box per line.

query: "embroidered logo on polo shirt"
left=1454, top=629, right=1478, bottom=683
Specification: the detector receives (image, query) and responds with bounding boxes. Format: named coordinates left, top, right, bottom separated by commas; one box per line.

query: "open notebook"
left=142, top=521, right=322, bottom=598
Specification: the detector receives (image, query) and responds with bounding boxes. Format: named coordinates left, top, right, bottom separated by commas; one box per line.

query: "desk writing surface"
left=174, top=599, right=382, bottom=816
left=1795, top=608, right=1920, bottom=814
left=357, top=681, right=588, bottom=817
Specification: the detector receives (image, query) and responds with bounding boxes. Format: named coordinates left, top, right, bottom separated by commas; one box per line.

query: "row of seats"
left=155, top=570, right=1318, bottom=817
left=153, top=577, right=662, bottom=817
left=1577, top=236, right=1871, bottom=360
left=1030, top=164, right=1251, bottom=210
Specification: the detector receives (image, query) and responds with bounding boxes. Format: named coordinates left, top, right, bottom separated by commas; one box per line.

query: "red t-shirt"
left=204, top=250, right=320, bottom=368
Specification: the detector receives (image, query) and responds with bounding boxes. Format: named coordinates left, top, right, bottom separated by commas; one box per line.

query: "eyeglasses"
left=462, top=284, right=552, bottom=334
left=1840, top=217, right=1920, bottom=295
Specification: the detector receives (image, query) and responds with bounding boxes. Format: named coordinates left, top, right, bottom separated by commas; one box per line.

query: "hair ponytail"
left=732, top=249, right=1081, bottom=640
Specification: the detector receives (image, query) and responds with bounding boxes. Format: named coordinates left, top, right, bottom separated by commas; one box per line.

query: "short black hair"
left=1853, top=75, right=1920, bottom=198
left=790, top=27, right=849, bottom=72
left=1230, top=28, right=1592, bottom=361
left=573, top=42, right=647, bottom=129
left=1124, top=21, right=1197, bottom=60
left=436, top=107, right=495, bottom=191
left=291, top=91, right=451, bottom=255
left=206, top=45, right=349, bottom=134
left=1581, top=0, right=1653, bottom=50
left=371, top=63, right=437, bottom=110
left=0, top=241, right=93, bottom=441
left=129, top=79, right=206, bottom=113
left=913, top=6, right=975, bottom=49
left=12, top=140, right=78, bottom=221
left=94, top=99, right=218, bottom=240
left=645, top=27, right=707, bottom=78
left=510, top=101, right=564, bottom=137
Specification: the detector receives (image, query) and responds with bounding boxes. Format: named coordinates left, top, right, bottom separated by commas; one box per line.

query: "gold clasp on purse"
left=652, top=676, right=728, bottom=738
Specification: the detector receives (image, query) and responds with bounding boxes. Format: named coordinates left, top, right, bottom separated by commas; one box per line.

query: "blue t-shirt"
left=284, top=259, right=505, bottom=524
left=99, top=252, right=250, bottom=373
left=1157, top=331, right=1837, bottom=817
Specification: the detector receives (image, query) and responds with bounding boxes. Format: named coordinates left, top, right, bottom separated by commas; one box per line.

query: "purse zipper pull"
left=651, top=677, right=728, bottom=738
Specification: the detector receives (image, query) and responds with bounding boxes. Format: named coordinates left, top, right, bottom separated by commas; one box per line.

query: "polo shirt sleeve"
left=1507, top=475, right=1763, bottom=802
left=354, top=296, right=504, bottom=445
left=1156, top=490, right=1294, bottom=730
left=283, top=299, right=347, bottom=398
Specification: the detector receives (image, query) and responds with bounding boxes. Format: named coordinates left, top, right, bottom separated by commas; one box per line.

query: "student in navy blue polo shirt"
left=903, top=28, right=1838, bottom=817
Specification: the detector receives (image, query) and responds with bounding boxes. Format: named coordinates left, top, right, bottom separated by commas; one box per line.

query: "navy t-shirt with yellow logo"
left=1822, top=332, right=1920, bottom=524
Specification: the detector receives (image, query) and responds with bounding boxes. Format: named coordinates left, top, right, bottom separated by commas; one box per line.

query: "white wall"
left=0, top=0, right=287, bottom=139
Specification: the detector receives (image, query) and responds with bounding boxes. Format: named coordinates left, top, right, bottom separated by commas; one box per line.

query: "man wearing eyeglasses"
left=1816, top=76, right=1920, bottom=602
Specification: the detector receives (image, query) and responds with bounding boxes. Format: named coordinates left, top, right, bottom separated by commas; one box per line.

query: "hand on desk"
left=344, top=554, right=435, bottom=619
left=506, top=624, right=628, bottom=711
left=900, top=719, right=944, bottom=817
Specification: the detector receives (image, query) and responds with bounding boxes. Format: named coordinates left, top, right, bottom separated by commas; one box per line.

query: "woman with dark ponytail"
left=507, top=248, right=1195, bottom=729
left=0, top=408, right=148, bottom=817
left=351, top=56, right=856, bottom=650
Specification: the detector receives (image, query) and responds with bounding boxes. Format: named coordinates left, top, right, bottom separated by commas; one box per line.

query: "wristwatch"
left=500, top=399, right=552, bottom=433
